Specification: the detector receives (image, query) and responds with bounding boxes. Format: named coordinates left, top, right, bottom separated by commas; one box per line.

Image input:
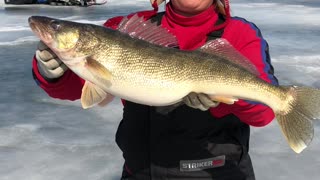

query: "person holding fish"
left=30, top=0, right=320, bottom=179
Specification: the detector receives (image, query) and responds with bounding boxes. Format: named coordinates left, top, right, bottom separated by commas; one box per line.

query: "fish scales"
left=96, top=32, right=284, bottom=109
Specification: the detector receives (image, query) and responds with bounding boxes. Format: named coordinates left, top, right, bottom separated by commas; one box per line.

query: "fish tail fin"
left=276, top=86, right=320, bottom=153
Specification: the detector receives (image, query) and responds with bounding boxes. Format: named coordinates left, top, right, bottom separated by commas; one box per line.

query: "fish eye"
left=50, top=21, right=61, bottom=31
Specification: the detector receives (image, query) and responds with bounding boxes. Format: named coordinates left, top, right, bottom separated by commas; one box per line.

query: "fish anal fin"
left=200, top=38, right=259, bottom=76
left=209, top=95, right=238, bottom=104
left=117, top=14, right=178, bottom=48
left=85, top=56, right=112, bottom=87
left=81, top=81, right=107, bottom=109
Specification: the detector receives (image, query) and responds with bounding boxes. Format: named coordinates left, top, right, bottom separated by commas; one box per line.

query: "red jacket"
left=32, top=3, right=277, bottom=127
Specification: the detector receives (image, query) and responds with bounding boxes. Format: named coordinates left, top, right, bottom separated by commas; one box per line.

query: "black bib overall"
left=116, top=12, right=256, bottom=180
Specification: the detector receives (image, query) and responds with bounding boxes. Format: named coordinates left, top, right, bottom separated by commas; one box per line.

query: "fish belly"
left=105, top=81, right=190, bottom=106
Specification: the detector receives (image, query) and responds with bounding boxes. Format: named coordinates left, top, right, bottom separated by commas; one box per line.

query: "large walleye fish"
left=29, top=15, right=320, bottom=154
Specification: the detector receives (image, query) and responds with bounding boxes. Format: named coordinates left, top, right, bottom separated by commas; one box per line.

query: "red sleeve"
left=32, top=56, right=84, bottom=100
left=210, top=17, right=278, bottom=127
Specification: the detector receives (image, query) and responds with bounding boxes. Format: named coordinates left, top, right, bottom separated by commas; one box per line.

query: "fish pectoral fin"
left=81, top=81, right=107, bottom=109
left=208, top=95, right=238, bottom=104
left=199, top=38, right=259, bottom=76
left=85, top=56, right=112, bottom=87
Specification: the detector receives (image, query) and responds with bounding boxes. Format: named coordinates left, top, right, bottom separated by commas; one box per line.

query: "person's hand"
left=35, top=41, right=68, bottom=80
left=183, top=92, right=219, bottom=111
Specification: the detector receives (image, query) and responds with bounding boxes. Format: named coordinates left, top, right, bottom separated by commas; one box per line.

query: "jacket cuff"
left=32, top=55, right=70, bottom=88
left=32, top=55, right=84, bottom=100
left=209, top=101, right=275, bottom=127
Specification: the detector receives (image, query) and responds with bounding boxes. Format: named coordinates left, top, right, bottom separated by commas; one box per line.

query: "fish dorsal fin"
left=200, top=38, right=259, bottom=76
left=117, top=14, right=178, bottom=48
left=81, top=81, right=107, bottom=109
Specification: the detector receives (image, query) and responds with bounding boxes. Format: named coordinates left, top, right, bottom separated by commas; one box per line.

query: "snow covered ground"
left=0, top=0, right=320, bottom=179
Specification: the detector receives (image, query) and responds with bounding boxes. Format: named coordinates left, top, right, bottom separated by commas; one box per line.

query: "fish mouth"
left=28, top=16, right=54, bottom=45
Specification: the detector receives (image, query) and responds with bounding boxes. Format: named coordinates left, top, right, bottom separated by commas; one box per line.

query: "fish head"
left=28, top=16, right=100, bottom=60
